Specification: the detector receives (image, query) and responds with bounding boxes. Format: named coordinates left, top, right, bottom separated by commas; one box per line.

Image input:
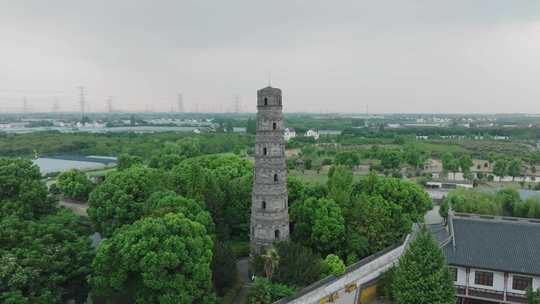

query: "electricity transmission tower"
left=77, top=86, right=86, bottom=119
left=22, top=97, right=28, bottom=113
left=52, top=98, right=60, bottom=112
left=107, top=96, right=114, bottom=113
left=233, top=95, right=241, bottom=113
left=177, top=93, right=184, bottom=113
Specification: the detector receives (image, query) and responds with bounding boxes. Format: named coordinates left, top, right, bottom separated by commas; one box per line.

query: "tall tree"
left=404, top=145, right=427, bottom=170
left=441, top=152, right=459, bottom=179
left=211, top=241, right=237, bottom=296
left=493, top=159, right=508, bottom=180
left=380, top=149, right=402, bottom=171
left=391, top=227, right=455, bottom=304
left=458, top=154, right=473, bottom=176
left=273, top=241, right=323, bottom=287
left=290, top=197, right=345, bottom=255
left=91, top=213, right=215, bottom=304
left=355, top=173, right=432, bottom=222
left=508, top=159, right=523, bottom=181
left=87, top=166, right=163, bottom=237
left=348, top=194, right=412, bottom=255
left=327, top=165, right=353, bottom=209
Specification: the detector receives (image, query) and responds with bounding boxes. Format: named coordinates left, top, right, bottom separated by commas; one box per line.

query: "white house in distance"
left=305, top=129, right=320, bottom=140
left=431, top=212, right=540, bottom=304
left=284, top=128, right=296, bottom=141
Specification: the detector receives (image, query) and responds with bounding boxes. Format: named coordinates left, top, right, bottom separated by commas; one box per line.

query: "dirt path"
left=233, top=258, right=252, bottom=304
left=59, top=199, right=88, bottom=217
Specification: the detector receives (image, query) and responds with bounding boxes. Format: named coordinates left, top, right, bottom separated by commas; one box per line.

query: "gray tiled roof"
left=427, top=223, right=450, bottom=245
left=443, top=217, right=540, bottom=276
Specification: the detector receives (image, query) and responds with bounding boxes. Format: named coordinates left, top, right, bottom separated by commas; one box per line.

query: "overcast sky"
left=1, top=1, right=539, bottom=113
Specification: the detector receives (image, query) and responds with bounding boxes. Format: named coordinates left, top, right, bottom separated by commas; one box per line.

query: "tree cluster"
left=87, top=153, right=254, bottom=301
left=0, top=159, right=94, bottom=304
left=384, top=227, right=455, bottom=304
left=441, top=188, right=540, bottom=219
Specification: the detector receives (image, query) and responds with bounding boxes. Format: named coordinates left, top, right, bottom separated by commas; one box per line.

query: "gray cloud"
left=1, top=0, right=539, bottom=113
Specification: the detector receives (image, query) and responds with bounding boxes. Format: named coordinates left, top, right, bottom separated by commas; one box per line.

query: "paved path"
left=424, top=205, right=443, bottom=225
left=233, top=258, right=252, bottom=304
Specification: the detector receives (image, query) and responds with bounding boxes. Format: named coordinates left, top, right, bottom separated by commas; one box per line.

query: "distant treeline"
left=342, top=126, right=540, bottom=140
left=0, top=131, right=253, bottom=158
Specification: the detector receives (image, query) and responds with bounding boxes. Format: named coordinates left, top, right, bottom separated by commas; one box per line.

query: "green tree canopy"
left=508, top=158, right=523, bottom=180
left=527, top=288, right=540, bottom=304
left=91, top=213, right=215, bottom=304
left=355, top=173, right=432, bottom=222
left=321, top=254, right=346, bottom=278
left=246, top=278, right=294, bottom=304
left=335, top=151, right=360, bottom=168
left=211, top=241, right=237, bottom=296
left=493, top=158, right=508, bottom=178
left=56, top=169, right=94, bottom=201
left=380, top=149, right=402, bottom=170
left=272, top=241, right=323, bottom=287
left=0, top=158, right=56, bottom=219
left=441, top=152, right=459, bottom=177
left=391, top=227, right=455, bottom=304
left=404, top=144, right=427, bottom=169
left=347, top=194, right=412, bottom=255
left=0, top=209, right=94, bottom=303
left=144, top=191, right=215, bottom=234
left=290, top=197, right=345, bottom=255
left=458, top=154, right=473, bottom=175
left=117, top=153, right=143, bottom=170
left=87, top=166, right=164, bottom=237
left=327, top=165, right=353, bottom=209
left=443, top=188, right=501, bottom=215
left=495, top=188, right=521, bottom=216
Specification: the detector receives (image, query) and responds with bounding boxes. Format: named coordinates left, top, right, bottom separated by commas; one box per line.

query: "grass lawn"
left=415, top=142, right=467, bottom=155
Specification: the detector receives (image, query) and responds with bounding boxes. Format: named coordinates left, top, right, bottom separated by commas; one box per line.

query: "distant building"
left=305, top=129, right=319, bottom=140
left=284, top=128, right=296, bottom=141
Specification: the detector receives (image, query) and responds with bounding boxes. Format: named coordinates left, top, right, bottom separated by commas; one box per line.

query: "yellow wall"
left=358, top=284, right=378, bottom=304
